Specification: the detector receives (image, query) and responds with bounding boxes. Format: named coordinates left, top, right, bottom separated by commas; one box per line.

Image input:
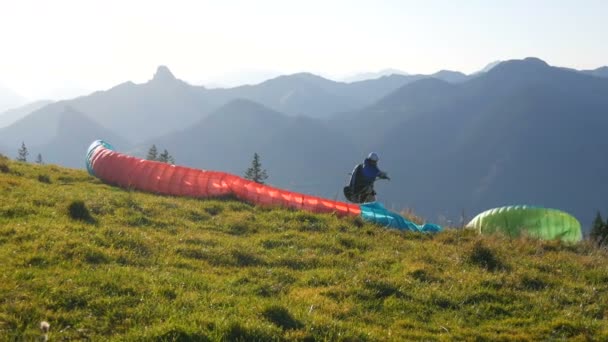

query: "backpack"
left=343, top=164, right=363, bottom=202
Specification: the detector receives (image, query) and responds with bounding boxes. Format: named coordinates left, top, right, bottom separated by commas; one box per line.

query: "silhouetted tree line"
left=15, top=142, right=43, bottom=164
left=591, top=211, right=608, bottom=247
left=146, top=144, right=175, bottom=164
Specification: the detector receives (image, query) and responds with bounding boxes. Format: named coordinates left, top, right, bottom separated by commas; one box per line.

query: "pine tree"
left=244, top=152, right=268, bottom=184
left=590, top=211, right=607, bottom=246
left=35, top=153, right=43, bottom=164
left=146, top=145, right=158, bottom=161
left=16, top=142, right=28, bottom=162
left=158, top=149, right=174, bottom=164
left=158, top=149, right=168, bottom=163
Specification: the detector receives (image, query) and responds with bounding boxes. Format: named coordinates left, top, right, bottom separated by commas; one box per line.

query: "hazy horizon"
left=1, top=0, right=607, bottom=101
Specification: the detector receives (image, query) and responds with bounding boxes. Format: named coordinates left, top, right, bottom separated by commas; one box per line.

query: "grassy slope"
left=0, top=156, right=607, bottom=341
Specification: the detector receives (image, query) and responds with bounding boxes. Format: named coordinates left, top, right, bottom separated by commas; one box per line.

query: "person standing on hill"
left=344, top=152, right=390, bottom=203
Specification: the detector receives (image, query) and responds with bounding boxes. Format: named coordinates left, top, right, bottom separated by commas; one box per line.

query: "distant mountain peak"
left=581, top=66, right=608, bottom=78
left=291, top=72, right=319, bottom=78
left=342, top=68, right=409, bottom=83
left=476, top=60, right=502, bottom=74
left=521, top=57, right=549, bottom=67
left=272, top=72, right=329, bottom=82
left=431, top=70, right=469, bottom=82
left=152, top=65, right=177, bottom=82
left=434, top=69, right=460, bottom=75
left=488, top=57, right=551, bottom=76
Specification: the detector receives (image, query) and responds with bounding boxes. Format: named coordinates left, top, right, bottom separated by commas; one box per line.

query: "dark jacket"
left=350, top=159, right=385, bottom=192
left=344, top=158, right=388, bottom=203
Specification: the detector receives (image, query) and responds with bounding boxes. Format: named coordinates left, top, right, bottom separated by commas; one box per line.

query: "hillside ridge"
left=0, top=157, right=606, bottom=340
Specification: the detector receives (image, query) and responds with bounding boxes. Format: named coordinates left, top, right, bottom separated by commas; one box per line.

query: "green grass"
left=1, top=155, right=607, bottom=341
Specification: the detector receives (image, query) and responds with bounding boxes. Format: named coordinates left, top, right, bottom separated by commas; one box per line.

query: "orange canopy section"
left=86, top=140, right=361, bottom=217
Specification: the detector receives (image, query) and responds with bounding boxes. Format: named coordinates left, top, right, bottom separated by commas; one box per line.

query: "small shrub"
left=227, top=223, right=250, bottom=235
left=430, top=294, right=458, bottom=309
left=550, top=319, right=592, bottom=339
left=401, top=208, right=425, bottom=225
left=410, top=269, right=441, bottom=283
left=520, top=275, right=549, bottom=291
left=223, top=322, right=274, bottom=341
left=261, top=305, right=303, bottom=330
left=338, top=236, right=368, bottom=251
left=188, top=210, right=210, bottom=222
left=160, top=289, right=178, bottom=300
left=204, top=205, right=223, bottom=216
left=84, top=249, right=110, bottom=264
left=37, top=174, right=51, bottom=184
left=467, top=241, right=506, bottom=272
left=156, top=328, right=211, bottom=342
left=295, top=213, right=328, bottom=232
left=348, top=216, right=365, bottom=228
left=363, top=279, right=405, bottom=299
left=57, top=176, right=76, bottom=183
left=276, top=257, right=319, bottom=270
left=67, top=200, right=94, bottom=222
left=0, top=163, right=9, bottom=173
left=176, top=248, right=207, bottom=260
left=232, top=250, right=265, bottom=267
left=261, top=239, right=291, bottom=249
left=25, top=256, right=48, bottom=267
left=1, top=207, right=33, bottom=218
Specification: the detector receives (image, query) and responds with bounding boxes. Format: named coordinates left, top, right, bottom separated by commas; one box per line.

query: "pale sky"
left=1, top=0, right=607, bottom=100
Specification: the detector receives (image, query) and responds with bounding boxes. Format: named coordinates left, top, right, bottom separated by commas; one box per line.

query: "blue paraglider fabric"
left=85, top=140, right=114, bottom=176
left=360, top=202, right=442, bottom=233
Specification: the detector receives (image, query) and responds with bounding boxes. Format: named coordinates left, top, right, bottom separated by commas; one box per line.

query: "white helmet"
left=367, top=152, right=379, bottom=161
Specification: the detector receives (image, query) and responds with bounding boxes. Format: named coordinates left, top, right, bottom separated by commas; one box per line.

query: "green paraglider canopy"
left=466, top=205, right=582, bottom=243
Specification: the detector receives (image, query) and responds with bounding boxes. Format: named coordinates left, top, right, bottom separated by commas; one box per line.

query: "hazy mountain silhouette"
left=138, top=99, right=357, bottom=197
left=144, top=99, right=292, bottom=170
left=0, top=100, right=53, bottom=128
left=341, top=68, right=473, bottom=83
left=329, top=77, right=458, bottom=146
left=0, top=106, right=129, bottom=166
left=215, top=71, right=475, bottom=119
left=61, top=66, right=218, bottom=142
left=212, top=73, right=362, bottom=118
left=4, top=58, right=607, bottom=227
left=475, top=60, right=502, bottom=74
left=0, top=85, right=27, bottom=113
left=0, top=102, right=71, bottom=148
left=581, top=66, right=608, bottom=78
left=1, top=65, right=482, bottom=149
left=430, top=70, right=470, bottom=83
left=0, top=66, right=227, bottom=145
left=33, top=107, right=131, bottom=167
left=1, top=67, right=435, bottom=144
left=341, top=68, right=410, bottom=82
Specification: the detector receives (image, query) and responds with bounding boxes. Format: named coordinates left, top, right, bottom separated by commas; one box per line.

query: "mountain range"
left=341, top=68, right=410, bottom=82
left=0, top=65, right=483, bottom=150
left=1, top=58, right=607, bottom=227
left=344, top=58, right=608, bottom=227
left=0, top=100, right=53, bottom=128
left=581, top=66, right=608, bottom=78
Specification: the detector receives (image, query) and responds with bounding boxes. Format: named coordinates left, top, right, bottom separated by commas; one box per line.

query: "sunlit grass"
left=1, top=155, right=607, bottom=340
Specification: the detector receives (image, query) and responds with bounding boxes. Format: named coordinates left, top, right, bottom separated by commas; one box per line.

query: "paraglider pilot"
left=344, top=152, right=390, bottom=203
